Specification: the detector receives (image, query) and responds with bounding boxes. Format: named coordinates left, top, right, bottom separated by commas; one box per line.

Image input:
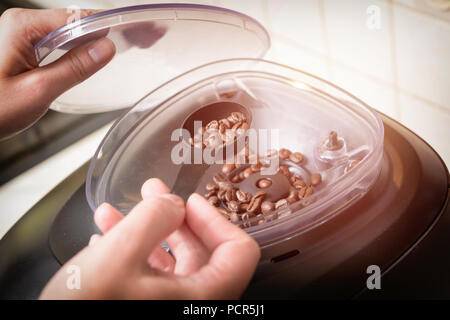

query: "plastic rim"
left=34, top=4, right=270, bottom=113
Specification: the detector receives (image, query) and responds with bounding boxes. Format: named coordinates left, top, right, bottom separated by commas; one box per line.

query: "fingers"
left=32, top=37, right=116, bottom=102
left=165, top=223, right=210, bottom=276
left=185, top=193, right=250, bottom=251
left=94, top=203, right=124, bottom=233
left=98, top=194, right=185, bottom=268
left=88, top=234, right=101, bottom=247
left=147, top=246, right=176, bottom=273
left=141, top=178, right=209, bottom=275
left=141, top=178, right=170, bottom=199
left=182, top=194, right=261, bottom=299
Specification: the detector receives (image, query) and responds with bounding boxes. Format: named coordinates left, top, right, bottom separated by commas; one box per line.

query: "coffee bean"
left=231, top=175, right=241, bottom=183
left=222, top=163, right=235, bottom=175
left=298, top=186, right=307, bottom=199
left=239, top=203, right=249, bottom=212
left=206, top=120, right=219, bottom=131
left=348, top=160, right=360, bottom=170
left=217, top=189, right=226, bottom=201
left=213, top=173, right=233, bottom=191
left=230, top=213, right=240, bottom=223
left=275, top=198, right=289, bottom=209
left=206, top=183, right=219, bottom=191
left=305, top=186, right=313, bottom=197
left=224, top=189, right=236, bottom=202
left=278, top=210, right=291, bottom=219
left=310, top=173, right=322, bottom=186
left=243, top=167, right=253, bottom=179
left=256, top=214, right=265, bottom=225
left=204, top=190, right=216, bottom=198
left=208, top=196, right=219, bottom=206
left=217, top=207, right=230, bottom=215
left=241, top=212, right=256, bottom=228
left=247, top=191, right=266, bottom=213
left=279, top=148, right=291, bottom=160
left=231, top=112, right=246, bottom=122
left=236, top=190, right=251, bottom=203
left=289, top=152, right=304, bottom=164
left=261, top=201, right=275, bottom=214
left=257, top=178, right=272, bottom=189
left=219, top=118, right=231, bottom=129
left=227, top=200, right=240, bottom=212
left=279, top=165, right=291, bottom=177
left=293, top=180, right=306, bottom=190
left=240, top=122, right=249, bottom=130
left=287, top=189, right=298, bottom=204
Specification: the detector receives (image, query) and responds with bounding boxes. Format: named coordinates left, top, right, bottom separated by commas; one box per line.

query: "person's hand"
left=40, top=178, right=261, bottom=299
left=0, top=8, right=116, bottom=138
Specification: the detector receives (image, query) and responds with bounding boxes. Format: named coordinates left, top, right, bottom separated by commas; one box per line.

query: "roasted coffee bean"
left=204, top=190, right=216, bottom=198
left=256, top=214, right=265, bottom=225
left=227, top=200, right=240, bottom=212
left=206, top=183, right=219, bottom=191
left=310, top=173, right=322, bottom=186
left=206, top=120, right=219, bottom=131
left=257, top=178, right=272, bottom=189
left=261, top=201, right=275, bottom=214
left=208, top=196, right=219, bottom=206
left=241, top=212, right=256, bottom=228
left=250, top=163, right=262, bottom=172
left=275, top=198, right=289, bottom=209
left=305, top=186, right=313, bottom=197
left=236, top=190, right=251, bottom=203
left=289, top=152, right=304, bottom=164
left=213, top=173, right=233, bottom=191
left=279, top=148, right=291, bottom=160
left=287, top=189, right=298, bottom=204
left=348, top=160, right=360, bottom=170
left=230, top=213, right=240, bottom=223
left=240, top=122, right=249, bottom=130
left=231, top=112, right=246, bottom=122
left=224, top=189, right=236, bottom=202
left=243, top=167, right=253, bottom=179
left=247, top=191, right=266, bottom=213
left=219, top=118, right=231, bottom=129
left=298, top=186, right=307, bottom=199
left=293, top=179, right=306, bottom=190
left=217, top=189, right=227, bottom=201
left=222, top=163, right=235, bottom=175
left=239, top=203, right=249, bottom=212
left=217, top=207, right=230, bottom=215
left=279, top=165, right=291, bottom=177
left=231, top=175, right=241, bottom=183
left=231, top=121, right=242, bottom=131
left=278, top=209, right=291, bottom=219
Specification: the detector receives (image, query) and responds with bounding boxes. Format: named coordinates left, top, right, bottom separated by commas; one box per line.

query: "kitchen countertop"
left=0, top=123, right=112, bottom=239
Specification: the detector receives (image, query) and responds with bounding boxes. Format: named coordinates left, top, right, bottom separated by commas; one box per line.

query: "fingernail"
left=88, top=38, right=115, bottom=64
left=160, top=194, right=185, bottom=210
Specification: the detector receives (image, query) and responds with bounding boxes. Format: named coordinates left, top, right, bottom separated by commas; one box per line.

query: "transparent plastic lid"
left=34, top=4, right=270, bottom=113
left=86, top=59, right=384, bottom=248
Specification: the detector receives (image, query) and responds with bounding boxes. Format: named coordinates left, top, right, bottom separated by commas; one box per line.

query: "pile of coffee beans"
left=204, top=148, right=323, bottom=228
left=188, top=112, right=249, bottom=149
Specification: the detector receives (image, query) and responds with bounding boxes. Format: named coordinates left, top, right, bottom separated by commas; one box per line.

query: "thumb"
left=36, top=37, right=116, bottom=102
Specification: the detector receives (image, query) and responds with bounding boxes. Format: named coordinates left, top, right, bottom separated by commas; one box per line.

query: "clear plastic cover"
left=34, top=4, right=270, bottom=113
left=86, top=59, right=384, bottom=248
